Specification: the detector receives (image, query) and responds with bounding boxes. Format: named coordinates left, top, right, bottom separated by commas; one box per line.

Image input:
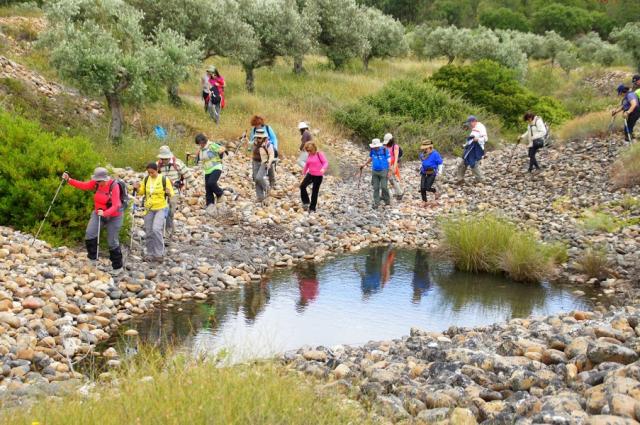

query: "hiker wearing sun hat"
left=384, top=133, right=404, bottom=201
left=456, top=115, right=487, bottom=183
left=613, top=84, right=639, bottom=142
left=418, top=141, right=444, bottom=205
left=156, top=145, right=196, bottom=235
left=252, top=127, right=275, bottom=203
left=297, top=121, right=313, bottom=168
left=361, top=138, right=391, bottom=209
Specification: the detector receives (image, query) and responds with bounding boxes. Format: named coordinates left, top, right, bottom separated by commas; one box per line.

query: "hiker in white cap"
left=252, top=127, right=274, bottom=203
left=297, top=121, right=312, bottom=168
left=156, top=145, right=196, bottom=236
left=361, top=138, right=391, bottom=209
left=384, top=133, right=404, bottom=201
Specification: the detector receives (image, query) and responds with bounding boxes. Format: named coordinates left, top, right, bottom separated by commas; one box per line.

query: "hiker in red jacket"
left=62, top=167, right=124, bottom=275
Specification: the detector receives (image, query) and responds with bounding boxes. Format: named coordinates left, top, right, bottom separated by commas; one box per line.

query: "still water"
left=115, top=247, right=599, bottom=360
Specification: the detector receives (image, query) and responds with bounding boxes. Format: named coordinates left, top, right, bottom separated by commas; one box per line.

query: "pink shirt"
left=303, top=152, right=328, bottom=176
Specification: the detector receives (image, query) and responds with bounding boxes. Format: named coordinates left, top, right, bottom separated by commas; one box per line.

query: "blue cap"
left=617, top=84, right=627, bottom=94
left=466, top=115, right=477, bottom=123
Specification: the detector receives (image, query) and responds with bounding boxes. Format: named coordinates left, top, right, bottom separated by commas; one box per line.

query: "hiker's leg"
left=425, top=174, right=436, bottom=193
left=143, top=212, right=155, bottom=256
left=388, top=173, right=400, bottom=197
left=202, top=91, right=209, bottom=112
left=300, top=174, right=312, bottom=206
left=85, top=212, right=99, bottom=260
left=471, top=163, right=484, bottom=182
left=380, top=173, right=391, bottom=205
left=309, top=175, right=323, bottom=211
left=204, top=173, right=215, bottom=206
left=256, top=164, right=269, bottom=200
left=166, top=196, right=177, bottom=232
left=214, top=103, right=221, bottom=125
left=146, top=210, right=165, bottom=257
left=420, top=175, right=428, bottom=202
left=456, top=161, right=467, bottom=181
left=209, top=169, right=224, bottom=202
left=628, top=110, right=640, bottom=140
left=105, top=215, right=123, bottom=250
left=252, top=161, right=262, bottom=200
left=267, top=162, right=276, bottom=187
left=371, top=171, right=381, bottom=207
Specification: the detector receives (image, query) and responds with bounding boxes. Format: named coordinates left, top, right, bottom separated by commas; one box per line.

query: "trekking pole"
left=234, top=130, right=248, bottom=155
left=32, top=173, right=67, bottom=245
left=506, top=140, right=519, bottom=172
left=96, top=213, right=101, bottom=263
left=607, top=115, right=616, bottom=155
left=128, top=189, right=138, bottom=254
left=624, top=118, right=632, bottom=143
left=185, top=153, right=192, bottom=167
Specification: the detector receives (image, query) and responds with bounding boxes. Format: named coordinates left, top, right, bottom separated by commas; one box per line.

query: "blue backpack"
left=370, top=148, right=389, bottom=171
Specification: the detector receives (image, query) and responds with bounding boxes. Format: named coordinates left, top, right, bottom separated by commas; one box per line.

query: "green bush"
left=479, top=7, right=530, bottom=32
left=0, top=111, right=104, bottom=245
left=430, top=60, right=571, bottom=128
left=440, top=213, right=565, bottom=282
left=334, top=78, right=502, bottom=156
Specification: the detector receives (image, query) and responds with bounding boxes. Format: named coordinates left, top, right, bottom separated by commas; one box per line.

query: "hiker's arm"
left=626, top=99, right=638, bottom=115
left=180, top=165, right=197, bottom=188
left=166, top=180, right=175, bottom=198
left=134, top=181, right=145, bottom=197
left=103, top=183, right=121, bottom=217
left=67, top=178, right=96, bottom=191
left=362, top=157, right=372, bottom=168
left=266, top=145, right=275, bottom=167
left=319, top=152, right=328, bottom=174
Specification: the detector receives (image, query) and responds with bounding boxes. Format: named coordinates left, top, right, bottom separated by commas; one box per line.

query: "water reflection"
left=113, top=247, right=600, bottom=361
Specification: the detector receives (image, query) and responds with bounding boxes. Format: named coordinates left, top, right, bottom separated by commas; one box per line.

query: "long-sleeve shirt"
left=520, top=116, right=547, bottom=147
left=138, top=175, right=175, bottom=211
left=302, top=151, right=328, bottom=176
left=158, top=158, right=196, bottom=188
left=419, top=150, right=444, bottom=175
left=465, top=122, right=488, bottom=150
left=299, top=129, right=312, bottom=151
left=250, top=125, right=279, bottom=151
left=252, top=142, right=274, bottom=167
left=68, top=179, right=121, bottom=217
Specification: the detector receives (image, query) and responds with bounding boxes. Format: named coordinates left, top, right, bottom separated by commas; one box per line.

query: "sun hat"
left=369, top=138, right=383, bottom=148
left=298, top=121, right=309, bottom=130
left=157, top=145, right=173, bottom=159
left=466, top=115, right=477, bottom=123
left=420, top=140, right=433, bottom=150
left=617, top=84, right=628, bottom=94
left=207, top=65, right=217, bottom=74
left=254, top=128, right=268, bottom=138
left=91, top=167, right=109, bottom=182
left=383, top=133, right=393, bottom=143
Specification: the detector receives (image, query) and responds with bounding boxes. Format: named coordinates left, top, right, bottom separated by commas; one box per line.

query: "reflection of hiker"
left=296, top=263, right=319, bottom=312
left=300, top=141, right=328, bottom=212
left=250, top=115, right=278, bottom=186
left=62, top=168, right=124, bottom=275
left=133, top=163, right=175, bottom=263
left=384, top=133, right=404, bottom=201
left=613, top=84, right=639, bottom=142
left=359, top=246, right=386, bottom=298
left=243, top=280, right=271, bottom=324
left=411, top=250, right=432, bottom=304
left=518, top=112, right=547, bottom=173
left=456, top=115, right=487, bottom=184
left=252, top=128, right=274, bottom=204
left=157, top=145, right=196, bottom=236
left=361, top=138, right=391, bottom=209
left=381, top=247, right=396, bottom=286
left=418, top=140, right=444, bottom=205
left=194, top=134, right=225, bottom=214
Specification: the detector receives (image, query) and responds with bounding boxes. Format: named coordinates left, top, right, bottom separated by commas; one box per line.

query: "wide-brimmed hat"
left=254, top=128, right=267, bottom=139
left=369, top=138, right=383, bottom=148
left=383, top=133, right=393, bottom=143
left=298, top=121, right=309, bottom=130
left=91, top=167, right=109, bottom=182
left=206, top=65, right=217, bottom=74
left=157, top=145, right=173, bottom=159
left=420, top=140, right=433, bottom=150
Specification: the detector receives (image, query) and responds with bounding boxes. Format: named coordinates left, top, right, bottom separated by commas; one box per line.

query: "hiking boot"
left=302, top=203, right=310, bottom=211
left=206, top=204, right=216, bottom=216
left=110, top=267, right=124, bottom=276
left=434, top=192, right=441, bottom=200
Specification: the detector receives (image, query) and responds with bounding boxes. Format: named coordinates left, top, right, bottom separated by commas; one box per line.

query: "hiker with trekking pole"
left=418, top=140, right=443, bottom=206
left=612, top=84, right=639, bottom=143
left=252, top=128, right=274, bottom=205
left=517, top=111, right=548, bottom=174
left=193, top=133, right=226, bottom=215
left=62, top=167, right=127, bottom=275
left=156, top=145, right=196, bottom=237
left=250, top=115, right=279, bottom=188
left=456, top=115, right=487, bottom=184
left=361, top=138, right=391, bottom=209
left=32, top=174, right=66, bottom=245
left=133, top=163, right=174, bottom=263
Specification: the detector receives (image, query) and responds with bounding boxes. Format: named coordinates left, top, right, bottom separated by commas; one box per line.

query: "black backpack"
left=96, top=179, right=129, bottom=212
left=209, top=85, right=221, bottom=105
left=398, top=146, right=404, bottom=159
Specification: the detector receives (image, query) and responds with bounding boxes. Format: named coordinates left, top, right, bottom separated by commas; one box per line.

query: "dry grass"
left=576, top=246, right=611, bottom=279
left=611, top=143, right=640, bottom=189
left=556, top=111, right=623, bottom=142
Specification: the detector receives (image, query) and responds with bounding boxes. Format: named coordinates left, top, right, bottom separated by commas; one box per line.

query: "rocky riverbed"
left=0, top=134, right=638, bottom=420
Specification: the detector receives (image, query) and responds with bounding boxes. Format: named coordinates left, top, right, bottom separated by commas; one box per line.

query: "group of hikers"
left=59, top=71, right=637, bottom=276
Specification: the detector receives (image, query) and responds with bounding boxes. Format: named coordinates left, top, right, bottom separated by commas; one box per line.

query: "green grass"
left=581, top=210, right=622, bottom=233
left=2, top=349, right=370, bottom=425
left=440, top=213, right=565, bottom=282
left=0, top=4, right=42, bottom=18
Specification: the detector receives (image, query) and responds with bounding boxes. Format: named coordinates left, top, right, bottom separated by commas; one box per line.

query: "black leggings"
left=528, top=145, right=541, bottom=171
left=205, top=170, right=223, bottom=205
left=300, top=174, right=323, bottom=211
left=626, top=108, right=640, bottom=140
left=420, top=174, right=436, bottom=202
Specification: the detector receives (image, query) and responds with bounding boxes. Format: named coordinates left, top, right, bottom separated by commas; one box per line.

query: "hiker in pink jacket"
left=300, top=141, right=328, bottom=212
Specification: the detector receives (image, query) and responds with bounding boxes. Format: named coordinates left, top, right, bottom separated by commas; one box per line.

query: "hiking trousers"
left=252, top=161, right=270, bottom=201
left=388, top=169, right=403, bottom=197
left=456, top=161, right=483, bottom=182
left=268, top=161, right=277, bottom=187
left=85, top=212, right=123, bottom=268
left=371, top=170, right=391, bottom=208
left=626, top=108, right=640, bottom=141
left=144, top=208, right=167, bottom=258
left=420, top=174, right=437, bottom=201
left=205, top=170, right=224, bottom=206
left=300, top=174, right=323, bottom=211
left=208, top=101, right=221, bottom=125
left=165, top=195, right=178, bottom=234
left=528, top=145, right=541, bottom=171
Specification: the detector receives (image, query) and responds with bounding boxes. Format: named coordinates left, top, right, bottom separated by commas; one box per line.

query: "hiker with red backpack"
left=157, top=145, right=196, bottom=236
left=384, top=133, right=404, bottom=201
left=62, top=167, right=127, bottom=275
left=133, top=163, right=175, bottom=263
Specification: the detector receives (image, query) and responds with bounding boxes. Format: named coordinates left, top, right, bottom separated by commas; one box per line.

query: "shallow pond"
left=113, top=247, right=601, bottom=361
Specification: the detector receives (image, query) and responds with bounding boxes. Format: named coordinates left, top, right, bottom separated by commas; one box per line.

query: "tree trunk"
left=293, top=56, right=304, bottom=74
left=244, top=65, right=255, bottom=93
left=363, top=55, right=370, bottom=71
left=167, top=84, right=182, bottom=106
left=447, top=56, right=455, bottom=65
left=105, top=92, right=124, bottom=141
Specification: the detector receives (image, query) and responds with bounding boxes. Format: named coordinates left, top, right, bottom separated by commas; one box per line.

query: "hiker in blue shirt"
left=360, top=138, right=391, bottom=209
left=613, top=84, right=639, bottom=142
left=418, top=140, right=444, bottom=205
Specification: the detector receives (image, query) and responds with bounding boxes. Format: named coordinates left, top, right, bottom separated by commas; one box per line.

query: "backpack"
left=209, top=85, right=221, bottom=105
left=398, top=146, right=404, bottom=159
left=96, top=179, right=129, bottom=212
left=532, top=117, right=551, bottom=147
left=265, top=126, right=279, bottom=158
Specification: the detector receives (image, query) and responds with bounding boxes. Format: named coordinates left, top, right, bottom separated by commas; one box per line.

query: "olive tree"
left=557, top=49, right=579, bottom=75
left=419, top=26, right=472, bottom=64
left=315, top=0, right=365, bottom=68
left=576, top=32, right=623, bottom=66
left=292, top=0, right=321, bottom=74
left=41, top=0, right=202, bottom=141
left=358, top=6, right=405, bottom=70
left=611, top=22, right=640, bottom=72
left=541, top=31, right=572, bottom=67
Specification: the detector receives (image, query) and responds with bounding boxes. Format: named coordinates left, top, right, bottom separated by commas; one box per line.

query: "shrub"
left=334, top=78, right=502, bottom=156
left=532, top=4, right=594, bottom=39
left=440, top=213, right=563, bottom=282
left=0, top=20, right=38, bottom=41
left=581, top=210, right=621, bottom=233
left=557, top=111, right=622, bottom=142
left=479, top=8, right=530, bottom=32
left=429, top=60, right=570, bottom=128
left=611, top=143, right=640, bottom=189
left=0, top=111, right=103, bottom=245
left=576, top=246, right=611, bottom=279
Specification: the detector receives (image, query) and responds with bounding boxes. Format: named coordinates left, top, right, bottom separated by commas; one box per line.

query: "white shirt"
left=466, top=122, right=488, bottom=150
left=520, top=116, right=547, bottom=147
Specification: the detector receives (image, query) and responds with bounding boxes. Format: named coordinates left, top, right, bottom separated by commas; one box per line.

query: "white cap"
left=298, top=121, right=309, bottom=130
left=369, top=138, right=383, bottom=148
left=383, top=133, right=393, bottom=143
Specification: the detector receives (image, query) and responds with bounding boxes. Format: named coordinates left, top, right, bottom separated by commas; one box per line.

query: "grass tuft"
left=576, top=246, right=611, bottom=279
left=611, top=143, right=640, bottom=189
left=556, top=111, right=622, bottom=142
